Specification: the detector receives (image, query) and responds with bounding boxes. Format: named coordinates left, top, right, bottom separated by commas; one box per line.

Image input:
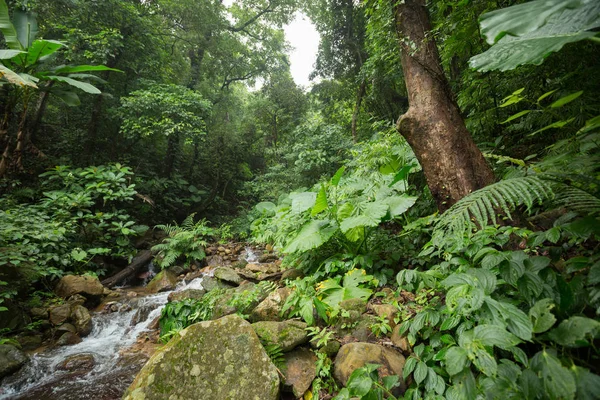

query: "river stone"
left=201, top=276, right=234, bottom=292
left=246, top=262, right=280, bottom=274
left=146, top=270, right=177, bottom=293
left=71, top=305, right=93, bottom=336
left=0, top=344, right=28, bottom=379
left=56, top=323, right=77, bottom=333
left=123, top=314, right=280, bottom=400
left=282, top=347, right=317, bottom=398
left=258, top=253, right=279, bottom=263
left=16, top=334, right=43, bottom=350
left=250, top=287, right=292, bottom=322
left=56, top=332, right=82, bottom=346
left=333, top=343, right=406, bottom=394
left=67, top=293, right=88, bottom=307
left=281, top=268, right=304, bottom=281
left=211, top=283, right=262, bottom=319
left=56, top=353, right=96, bottom=373
left=167, top=288, right=206, bottom=303
left=252, top=320, right=308, bottom=352
left=213, top=266, right=242, bottom=285
left=30, top=306, right=48, bottom=319
left=49, top=304, right=71, bottom=326
left=54, top=275, right=104, bottom=299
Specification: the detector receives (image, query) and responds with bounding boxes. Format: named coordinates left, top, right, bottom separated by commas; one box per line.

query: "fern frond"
left=553, top=186, right=600, bottom=215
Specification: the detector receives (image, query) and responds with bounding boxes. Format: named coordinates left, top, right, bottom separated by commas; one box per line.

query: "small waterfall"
left=0, top=276, right=204, bottom=400
left=243, top=246, right=259, bottom=263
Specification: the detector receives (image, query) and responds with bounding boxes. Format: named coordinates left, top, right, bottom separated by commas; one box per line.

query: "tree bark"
left=351, top=79, right=366, bottom=143
left=101, top=250, right=154, bottom=288
left=392, top=0, right=495, bottom=212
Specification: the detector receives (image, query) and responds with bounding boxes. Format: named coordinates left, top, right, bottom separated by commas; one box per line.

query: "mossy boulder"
left=123, top=314, right=280, bottom=400
left=71, top=305, right=92, bottom=336
left=213, top=266, right=242, bottom=285
left=167, top=288, right=206, bottom=303
left=0, top=344, right=28, bottom=379
left=146, top=270, right=177, bottom=293
left=250, top=287, right=292, bottom=322
left=252, top=320, right=308, bottom=352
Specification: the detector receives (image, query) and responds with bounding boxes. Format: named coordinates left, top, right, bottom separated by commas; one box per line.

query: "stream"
left=0, top=271, right=206, bottom=400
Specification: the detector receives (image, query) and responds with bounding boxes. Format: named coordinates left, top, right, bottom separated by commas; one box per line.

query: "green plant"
left=311, top=351, right=337, bottom=397
left=334, top=363, right=400, bottom=400
left=281, top=276, right=329, bottom=326
left=370, top=315, right=392, bottom=338
left=317, top=268, right=377, bottom=309
left=306, top=326, right=336, bottom=348
left=260, top=339, right=285, bottom=369
left=227, top=281, right=277, bottom=319
left=152, top=214, right=214, bottom=269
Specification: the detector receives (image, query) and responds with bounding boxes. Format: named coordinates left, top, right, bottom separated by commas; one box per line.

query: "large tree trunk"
left=351, top=80, right=366, bottom=143
left=393, top=0, right=495, bottom=212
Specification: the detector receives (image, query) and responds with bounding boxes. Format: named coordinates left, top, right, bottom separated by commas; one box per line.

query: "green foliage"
left=227, top=281, right=277, bottom=319
left=260, top=340, right=285, bottom=369
left=334, top=363, right=400, bottom=400
left=471, top=0, right=600, bottom=72
left=317, top=269, right=376, bottom=309
left=152, top=214, right=213, bottom=269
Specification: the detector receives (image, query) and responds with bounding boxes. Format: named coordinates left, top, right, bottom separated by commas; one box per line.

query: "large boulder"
left=333, top=343, right=406, bottom=394
left=252, top=320, right=308, bottom=352
left=146, top=270, right=177, bottom=293
left=123, top=314, right=280, bottom=400
left=0, top=344, right=28, bottom=379
left=71, top=305, right=93, bottom=336
left=282, top=347, right=317, bottom=398
left=49, top=304, right=71, bottom=326
left=167, top=288, right=206, bottom=303
left=54, top=275, right=104, bottom=299
left=56, top=353, right=96, bottom=373
left=250, top=287, right=292, bottom=322
left=211, top=282, right=271, bottom=319
left=213, top=266, right=242, bottom=285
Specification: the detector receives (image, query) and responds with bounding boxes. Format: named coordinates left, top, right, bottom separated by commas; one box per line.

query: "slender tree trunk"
left=351, top=80, right=366, bottom=143
left=392, top=0, right=495, bottom=212
left=164, top=131, right=180, bottom=178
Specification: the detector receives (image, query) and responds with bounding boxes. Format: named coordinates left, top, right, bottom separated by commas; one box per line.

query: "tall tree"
left=392, top=0, right=495, bottom=212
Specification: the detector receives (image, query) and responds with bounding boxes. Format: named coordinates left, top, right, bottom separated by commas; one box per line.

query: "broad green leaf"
left=0, top=0, right=23, bottom=50
left=255, top=201, right=276, bottom=215
left=473, top=324, right=521, bottom=349
left=484, top=298, right=533, bottom=340
left=550, top=91, right=583, bottom=108
left=347, top=370, right=372, bottom=396
left=471, top=0, right=600, bottom=71
left=0, top=64, right=37, bottom=87
left=547, top=316, right=600, bottom=347
left=403, top=356, right=418, bottom=379
left=382, top=375, right=400, bottom=390
left=472, top=348, right=498, bottom=377
left=330, top=166, right=345, bottom=186
left=311, top=185, right=328, bottom=216
left=572, top=366, right=600, bottom=400
left=502, top=110, right=531, bottom=124
left=545, top=227, right=561, bottom=243
left=24, top=39, right=63, bottom=67
left=299, top=298, right=314, bottom=326
left=530, top=350, right=577, bottom=399
left=340, top=201, right=389, bottom=234
left=283, top=219, right=336, bottom=253
left=71, top=249, right=87, bottom=262
left=290, top=191, right=316, bottom=214
left=384, top=195, right=417, bottom=218
left=52, top=90, right=80, bottom=106
left=52, top=64, right=123, bottom=74
left=13, top=9, right=38, bottom=48
left=445, top=346, right=469, bottom=376
left=414, top=361, right=428, bottom=384
left=389, top=164, right=414, bottom=187
left=446, top=369, right=476, bottom=400
left=46, top=75, right=101, bottom=94
left=336, top=202, right=354, bottom=221
left=529, top=298, right=557, bottom=333
left=0, top=49, right=24, bottom=59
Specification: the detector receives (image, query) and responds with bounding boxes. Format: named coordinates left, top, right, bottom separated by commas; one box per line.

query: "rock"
left=340, top=298, right=367, bottom=313
left=71, top=305, right=93, bottom=336
left=282, top=348, right=317, bottom=398
left=211, top=283, right=264, bottom=319
left=336, top=313, right=377, bottom=342
left=206, top=255, right=224, bottom=267
left=30, top=307, right=48, bottom=319
left=56, top=323, right=77, bottom=333
left=333, top=343, right=406, bottom=394
left=67, top=294, right=87, bottom=307
left=281, top=268, right=304, bottom=281
left=123, top=314, right=280, bottom=400
left=146, top=270, right=177, bottom=293
left=213, top=266, right=242, bottom=285
left=0, top=344, right=28, bottom=379
left=49, top=304, right=71, bottom=326
left=371, top=304, right=398, bottom=327
left=391, top=325, right=411, bottom=354
left=55, top=353, right=95, bottom=373
left=201, top=276, right=234, bottom=292
left=232, top=259, right=248, bottom=269
left=224, top=248, right=232, bottom=255
left=16, top=334, right=42, bottom=350
left=56, top=332, right=82, bottom=346
left=54, top=275, right=104, bottom=299
left=252, top=320, right=308, bottom=352
left=246, top=263, right=280, bottom=274
left=167, top=288, right=206, bottom=303
left=265, top=244, right=274, bottom=252
left=310, top=338, right=341, bottom=357
left=0, top=301, right=30, bottom=331
left=258, top=253, right=279, bottom=263
left=250, top=287, right=292, bottom=322
left=233, top=245, right=244, bottom=254
left=217, top=246, right=226, bottom=253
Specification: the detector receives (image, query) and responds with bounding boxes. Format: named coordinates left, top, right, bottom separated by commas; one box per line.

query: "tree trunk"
left=351, top=80, right=367, bottom=143
left=164, top=131, right=180, bottom=178
left=392, top=0, right=495, bottom=212
left=101, top=250, right=154, bottom=288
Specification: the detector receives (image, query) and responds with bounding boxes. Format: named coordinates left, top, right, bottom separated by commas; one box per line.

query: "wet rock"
left=123, top=314, right=280, bottom=400
left=56, top=332, right=82, bottom=346
left=265, top=244, right=274, bottom=252
left=217, top=246, right=226, bottom=253
left=333, top=343, right=406, bottom=394
left=206, top=254, right=224, bottom=267
left=281, top=268, right=304, bottom=281
left=55, top=353, right=96, bottom=373
left=146, top=270, right=177, bottom=293
left=49, top=304, right=71, bottom=326
left=258, top=253, right=279, bottom=263
left=0, top=344, right=28, bottom=379
left=201, top=276, right=234, bottom=292
left=252, top=320, right=308, bottom=352
left=16, top=334, right=43, bottom=350
left=391, top=325, right=411, bottom=354
left=336, top=313, right=377, bottom=342
left=67, top=293, right=87, bottom=307
left=250, top=287, right=292, bottom=322
left=246, top=262, right=280, bottom=274
left=214, top=266, right=242, bottom=285
left=167, top=265, right=186, bottom=277
left=71, top=305, right=93, bottom=336
left=30, top=306, right=48, bottom=319
left=167, top=288, right=206, bottom=303
left=56, top=323, right=77, bottom=334
left=0, top=300, right=30, bottom=331
left=211, top=282, right=260, bottom=319
left=54, top=275, right=104, bottom=299
left=232, top=259, right=248, bottom=269
left=339, top=298, right=367, bottom=313
left=282, top=348, right=317, bottom=398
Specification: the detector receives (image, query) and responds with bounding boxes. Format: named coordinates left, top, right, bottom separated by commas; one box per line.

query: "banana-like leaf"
left=25, top=40, right=63, bottom=67
left=471, top=0, right=600, bottom=72
left=0, top=0, right=22, bottom=50
left=0, top=49, right=24, bottom=59
left=13, top=8, right=38, bottom=48
left=0, top=63, right=37, bottom=87
left=52, top=65, right=123, bottom=74
left=45, top=75, right=101, bottom=94
left=52, top=90, right=81, bottom=106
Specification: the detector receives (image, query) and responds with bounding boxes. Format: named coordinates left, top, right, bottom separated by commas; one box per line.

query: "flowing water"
left=0, top=276, right=205, bottom=400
